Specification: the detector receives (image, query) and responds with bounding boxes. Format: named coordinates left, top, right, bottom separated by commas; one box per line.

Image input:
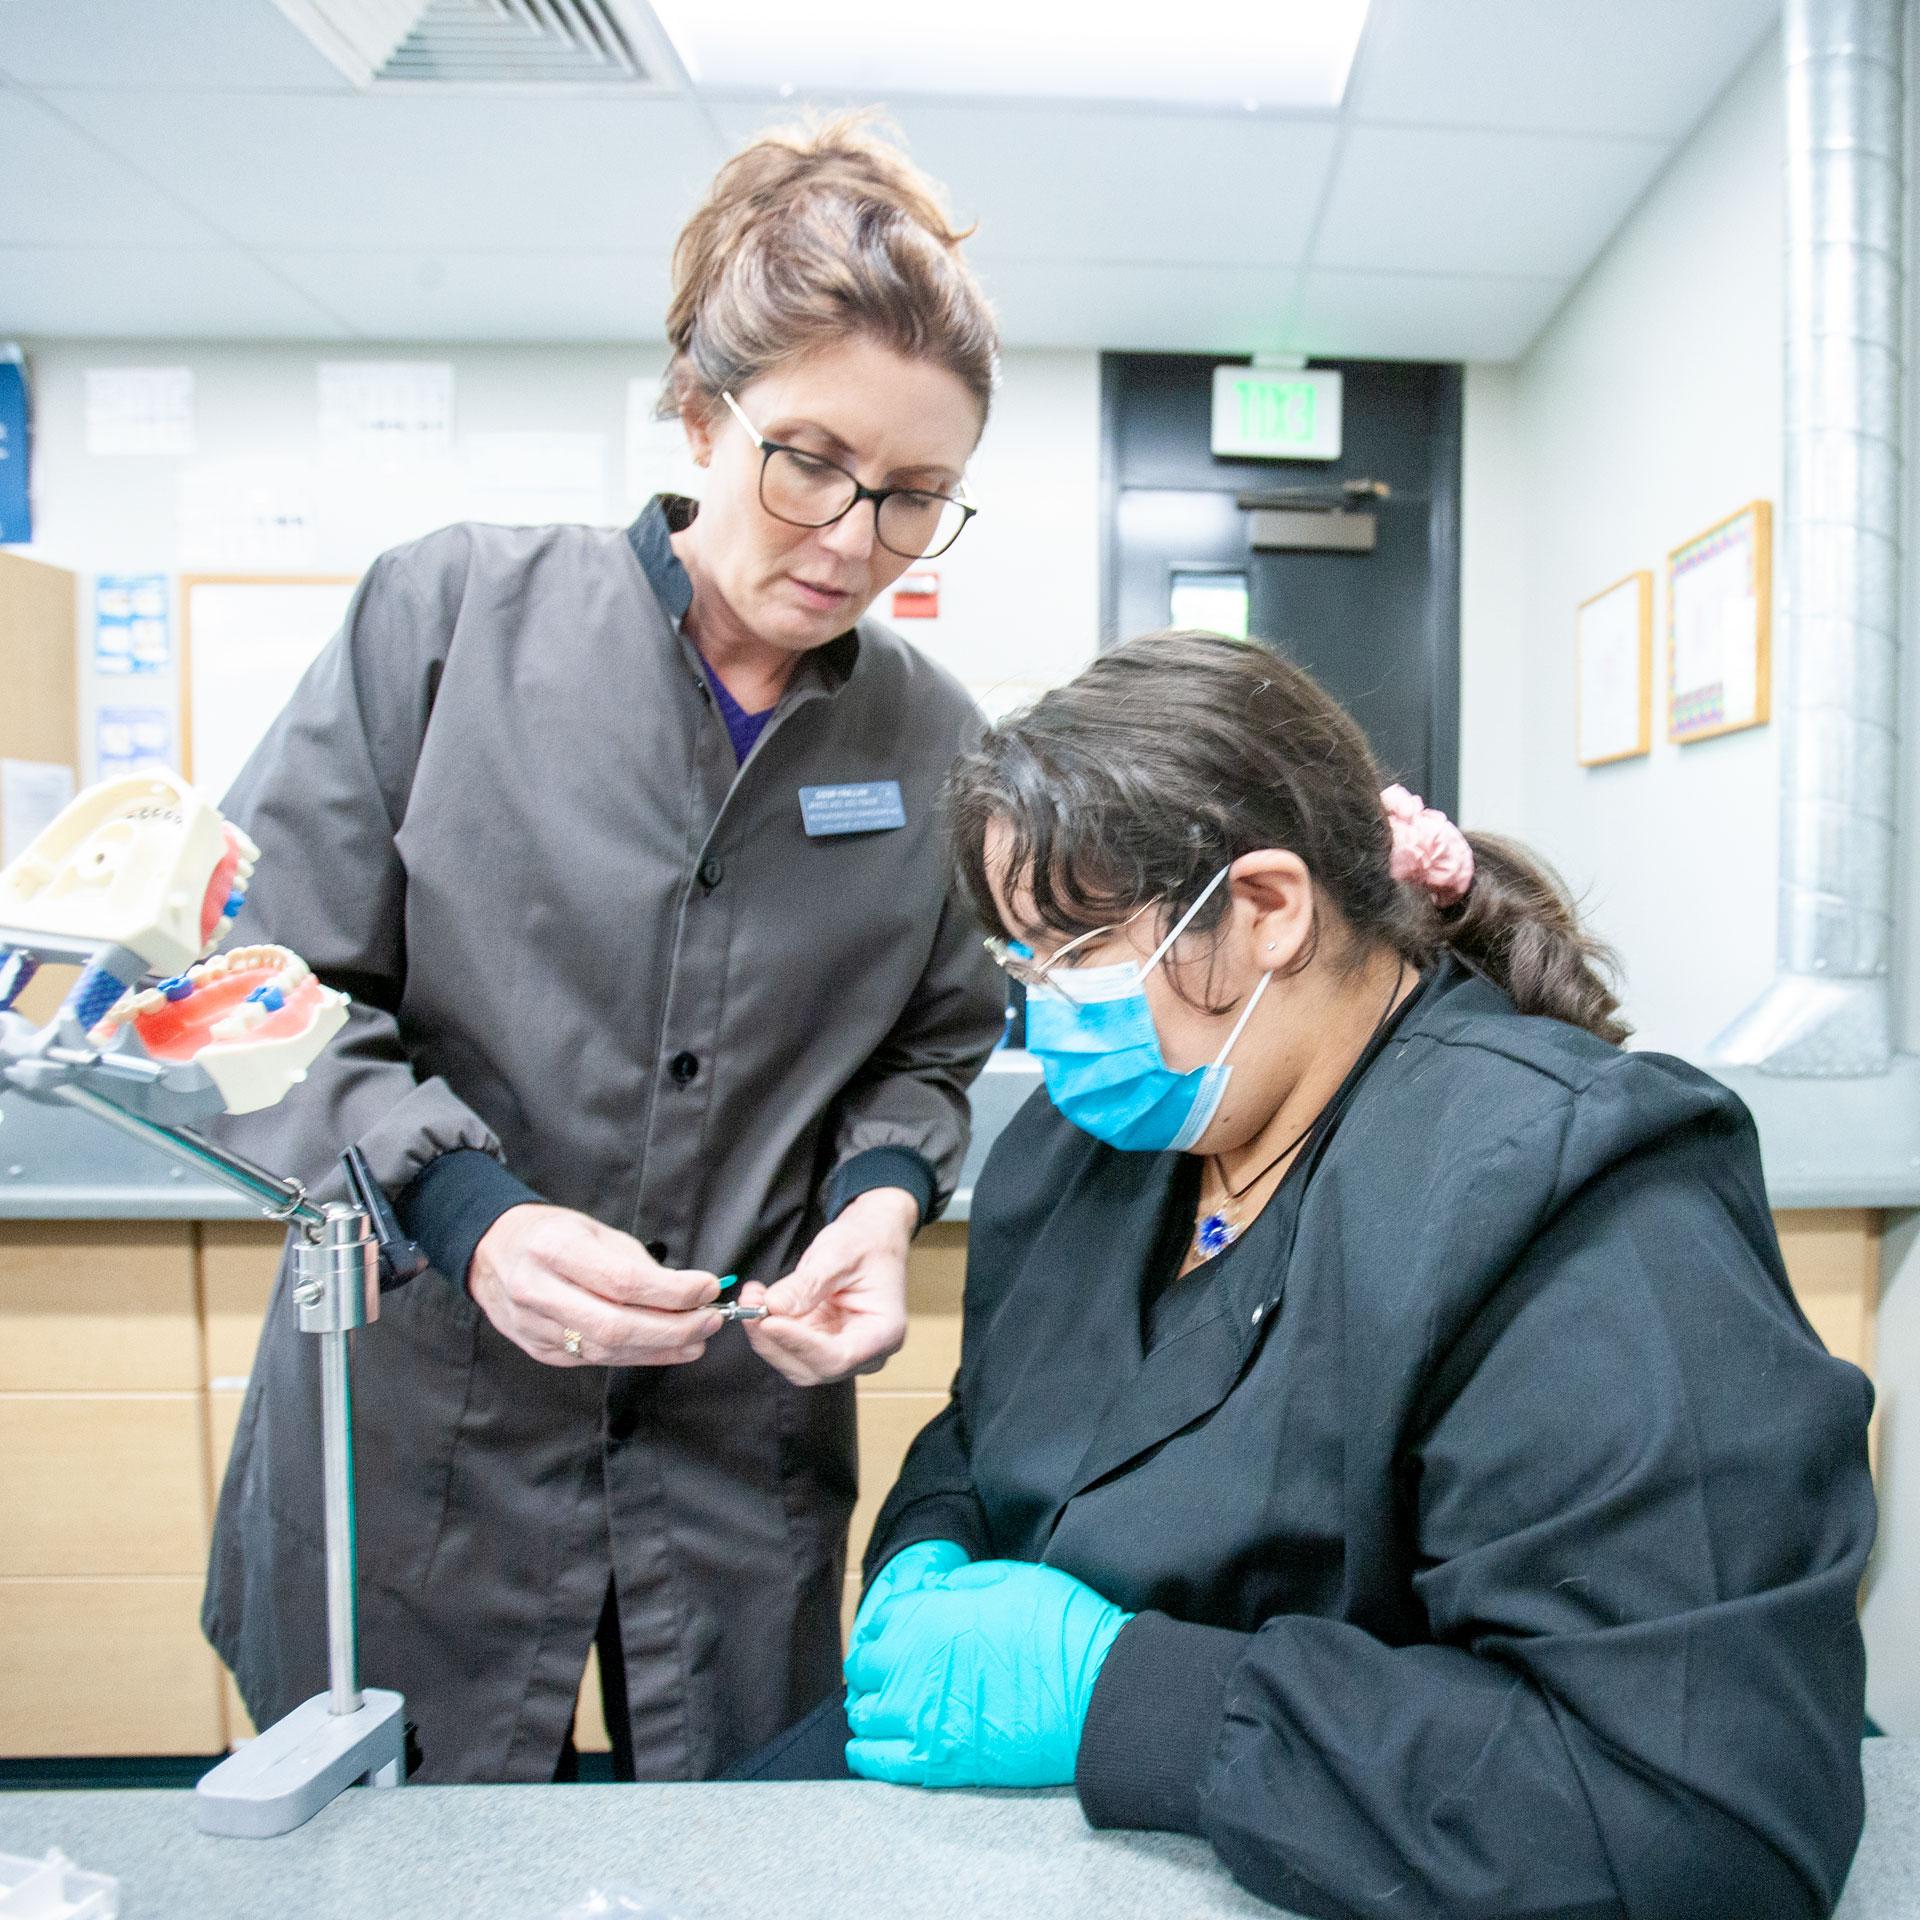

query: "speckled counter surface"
left=2, top=1742, right=1916, bottom=1920
left=0, top=1779, right=1279, bottom=1919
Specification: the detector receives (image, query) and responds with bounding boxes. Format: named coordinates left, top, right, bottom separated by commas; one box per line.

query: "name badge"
left=799, top=781, right=907, bottom=837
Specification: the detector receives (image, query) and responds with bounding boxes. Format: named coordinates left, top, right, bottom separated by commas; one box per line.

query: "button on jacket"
left=203, top=498, right=1004, bottom=1782
left=868, top=957, right=1876, bottom=1920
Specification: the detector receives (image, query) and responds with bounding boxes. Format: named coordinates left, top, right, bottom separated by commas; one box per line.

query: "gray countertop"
left=2, top=1742, right=1916, bottom=1920
left=4, top=1046, right=1920, bottom=1225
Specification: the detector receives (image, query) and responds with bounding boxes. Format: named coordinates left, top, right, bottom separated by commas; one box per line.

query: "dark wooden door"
left=1102, top=353, right=1462, bottom=814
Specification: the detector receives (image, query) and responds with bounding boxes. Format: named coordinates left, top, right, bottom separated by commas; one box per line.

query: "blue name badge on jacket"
left=799, top=781, right=907, bottom=837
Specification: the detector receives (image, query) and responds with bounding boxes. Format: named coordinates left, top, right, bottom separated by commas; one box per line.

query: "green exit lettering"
left=1236, top=379, right=1314, bottom=449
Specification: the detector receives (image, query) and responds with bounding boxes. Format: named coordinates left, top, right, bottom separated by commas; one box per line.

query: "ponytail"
left=947, top=631, right=1633, bottom=1049
left=1441, top=833, right=1630, bottom=1045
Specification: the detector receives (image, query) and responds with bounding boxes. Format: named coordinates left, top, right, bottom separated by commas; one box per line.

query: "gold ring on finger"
left=561, top=1326, right=584, bottom=1358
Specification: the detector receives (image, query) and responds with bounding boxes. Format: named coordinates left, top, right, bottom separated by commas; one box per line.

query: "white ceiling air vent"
left=274, top=0, right=672, bottom=90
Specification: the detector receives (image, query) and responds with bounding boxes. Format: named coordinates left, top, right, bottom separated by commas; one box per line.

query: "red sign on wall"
left=891, top=569, right=939, bottom=620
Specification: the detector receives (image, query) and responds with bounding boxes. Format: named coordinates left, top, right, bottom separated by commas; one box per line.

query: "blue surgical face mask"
left=1016, top=866, right=1271, bottom=1153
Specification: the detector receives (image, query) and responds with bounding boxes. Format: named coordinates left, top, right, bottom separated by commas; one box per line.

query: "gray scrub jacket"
left=200, top=497, right=1004, bottom=1782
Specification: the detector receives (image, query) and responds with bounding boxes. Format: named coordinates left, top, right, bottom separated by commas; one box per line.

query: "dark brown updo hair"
left=949, top=631, right=1630, bottom=1045
left=661, top=111, right=998, bottom=426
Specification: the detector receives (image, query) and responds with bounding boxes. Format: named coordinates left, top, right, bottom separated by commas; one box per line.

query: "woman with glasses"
left=201, top=116, right=1006, bottom=1784
left=748, top=631, right=1874, bottom=1920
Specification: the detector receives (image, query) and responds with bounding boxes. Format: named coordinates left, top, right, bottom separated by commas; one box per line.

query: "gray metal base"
left=193, top=1688, right=406, bottom=1838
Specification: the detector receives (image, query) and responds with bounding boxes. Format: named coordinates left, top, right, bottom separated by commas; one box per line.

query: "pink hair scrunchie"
left=1380, top=784, right=1474, bottom=907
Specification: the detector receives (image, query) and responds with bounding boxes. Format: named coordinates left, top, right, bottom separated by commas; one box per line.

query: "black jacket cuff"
left=860, top=1491, right=994, bottom=1587
left=826, top=1145, right=936, bottom=1227
left=396, top=1147, right=545, bottom=1291
left=1076, top=1611, right=1248, bottom=1837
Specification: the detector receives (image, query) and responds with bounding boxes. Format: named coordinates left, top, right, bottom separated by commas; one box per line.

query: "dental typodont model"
left=0, top=770, right=346, bottom=1118
left=89, top=943, right=348, bottom=1116
left=1, top=771, right=410, bottom=1838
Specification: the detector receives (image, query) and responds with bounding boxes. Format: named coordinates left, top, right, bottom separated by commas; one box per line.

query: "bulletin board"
left=180, top=573, right=357, bottom=803
left=1667, top=501, right=1772, bottom=745
left=1576, top=570, right=1652, bottom=767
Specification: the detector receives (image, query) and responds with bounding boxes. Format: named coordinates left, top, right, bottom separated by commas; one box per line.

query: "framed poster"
left=180, top=573, right=357, bottom=802
left=1667, top=501, right=1771, bottom=745
left=1576, top=570, right=1652, bottom=767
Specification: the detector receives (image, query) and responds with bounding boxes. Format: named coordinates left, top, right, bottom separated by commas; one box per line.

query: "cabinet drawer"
left=0, top=1394, right=210, bottom=1576
left=207, top=1385, right=247, bottom=1494
left=868, top=1225, right=965, bottom=1393
left=1773, top=1209, right=1880, bottom=1376
left=0, top=1224, right=198, bottom=1392
left=850, top=1391, right=947, bottom=1573
left=0, top=1576, right=224, bottom=1755
left=200, top=1222, right=284, bottom=1384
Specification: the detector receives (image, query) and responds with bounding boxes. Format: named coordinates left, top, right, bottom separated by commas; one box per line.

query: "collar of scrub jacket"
left=626, top=493, right=861, bottom=694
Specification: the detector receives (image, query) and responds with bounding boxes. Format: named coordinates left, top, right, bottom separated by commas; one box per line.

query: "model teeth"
left=89, top=942, right=313, bottom=1044
left=210, top=1003, right=271, bottom=1042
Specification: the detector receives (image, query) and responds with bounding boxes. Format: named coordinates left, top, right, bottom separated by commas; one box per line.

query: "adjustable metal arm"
left=0, top=773, right=412, bottom=1833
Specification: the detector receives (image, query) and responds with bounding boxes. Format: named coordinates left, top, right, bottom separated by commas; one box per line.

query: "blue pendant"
left=1196, top=1211, right=1238, bottom=1259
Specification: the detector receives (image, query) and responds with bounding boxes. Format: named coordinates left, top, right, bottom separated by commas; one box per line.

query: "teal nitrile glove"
left=847, top=1540, right=971, bottom=1658
left=843, top=1559, right=1132, bottom=1788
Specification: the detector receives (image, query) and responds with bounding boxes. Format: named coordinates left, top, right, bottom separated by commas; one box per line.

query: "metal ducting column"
left=1711, top=0, right=1906, bottom=1075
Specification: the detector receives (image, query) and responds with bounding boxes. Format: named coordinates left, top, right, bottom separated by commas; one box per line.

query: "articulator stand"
left=70, top=1096, right=410, bottom=1836
left=0, top=773, right=425, bottom=1836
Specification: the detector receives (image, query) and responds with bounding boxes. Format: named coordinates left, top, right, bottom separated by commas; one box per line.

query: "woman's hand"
left=742, top=1186, right=917, bottom=1386
left=848, top=1540, right=972, bottom=1653
left=468, top=1203, right=724, bottom=1367
left=843, top=1560, right=1132, bottom=1787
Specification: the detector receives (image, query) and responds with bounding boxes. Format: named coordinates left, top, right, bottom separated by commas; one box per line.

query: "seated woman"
left=739, top=630, right=1876, bottom=1920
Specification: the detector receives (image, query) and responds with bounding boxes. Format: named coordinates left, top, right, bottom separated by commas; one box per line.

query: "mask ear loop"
left=1139, top=863, right=1268, bottom=1066
left=1138, top=864, right=1232, bottom=979
left=1208, top=966, right=1271, bottom=1069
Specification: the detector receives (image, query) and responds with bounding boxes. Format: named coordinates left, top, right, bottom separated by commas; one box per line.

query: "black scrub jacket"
left=865, top=957, right=1876, bottom=1920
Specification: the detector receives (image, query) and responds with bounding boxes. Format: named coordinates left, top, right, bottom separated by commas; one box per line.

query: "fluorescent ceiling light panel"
left=650, top=1, right=1372, bottom=109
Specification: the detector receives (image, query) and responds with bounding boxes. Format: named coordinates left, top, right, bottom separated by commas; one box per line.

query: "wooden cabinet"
left=0, top=550, right=81, bottom=1031
left=0, top=1208, right=1885, bottom=1761
left=0, top=1224, right=223, bottom=1756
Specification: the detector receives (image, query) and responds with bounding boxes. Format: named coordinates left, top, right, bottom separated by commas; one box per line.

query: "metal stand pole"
left=193, top=1201, right=407, bottom=1836
left=320, top=1333, right=360, bottom=1718
left=43, top=1092, right=410, bottom=1835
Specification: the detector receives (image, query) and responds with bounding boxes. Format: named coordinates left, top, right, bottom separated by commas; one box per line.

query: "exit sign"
left=1210, top=366, right=1342, bottom=461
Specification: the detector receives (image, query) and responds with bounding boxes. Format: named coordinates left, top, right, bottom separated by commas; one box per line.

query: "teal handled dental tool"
left=712, top=1277, right=765, bottom=1322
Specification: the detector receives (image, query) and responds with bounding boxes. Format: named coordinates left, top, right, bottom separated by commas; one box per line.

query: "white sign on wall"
left=1210, top=365, right=1343, bottom=462
left=318, top=361, right=454, bottom=463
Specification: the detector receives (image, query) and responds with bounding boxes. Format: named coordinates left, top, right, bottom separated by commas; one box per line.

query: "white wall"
left=1461, top=24, right=1920, bottom=1737
left=14, top=340, right=1100, bottom=777
left=1459, top=34, right=1786, bottom=1061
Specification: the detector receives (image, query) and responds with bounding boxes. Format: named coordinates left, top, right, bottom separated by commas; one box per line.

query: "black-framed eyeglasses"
left=721, top=390, right=978, bottom=560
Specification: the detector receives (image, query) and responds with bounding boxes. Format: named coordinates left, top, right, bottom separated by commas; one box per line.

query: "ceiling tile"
left=261, top=248, right=673, bottom=340
left=1289, top=267, right=1570, bottom=362
left=0, top=87, right=223, bottom=245
left=47, top=89, right=725, bottom=251
left=0, top=0, right=349, bottom=91
left=976, top=257, right=1300, bottom=354
left=0, top=245, right=353, bottom=337
left=1314, top=124, right=1666, bottom=277
left=1348, top=0, right=1778, bottom=140
left=711, top=98, right=1337, bottom=267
